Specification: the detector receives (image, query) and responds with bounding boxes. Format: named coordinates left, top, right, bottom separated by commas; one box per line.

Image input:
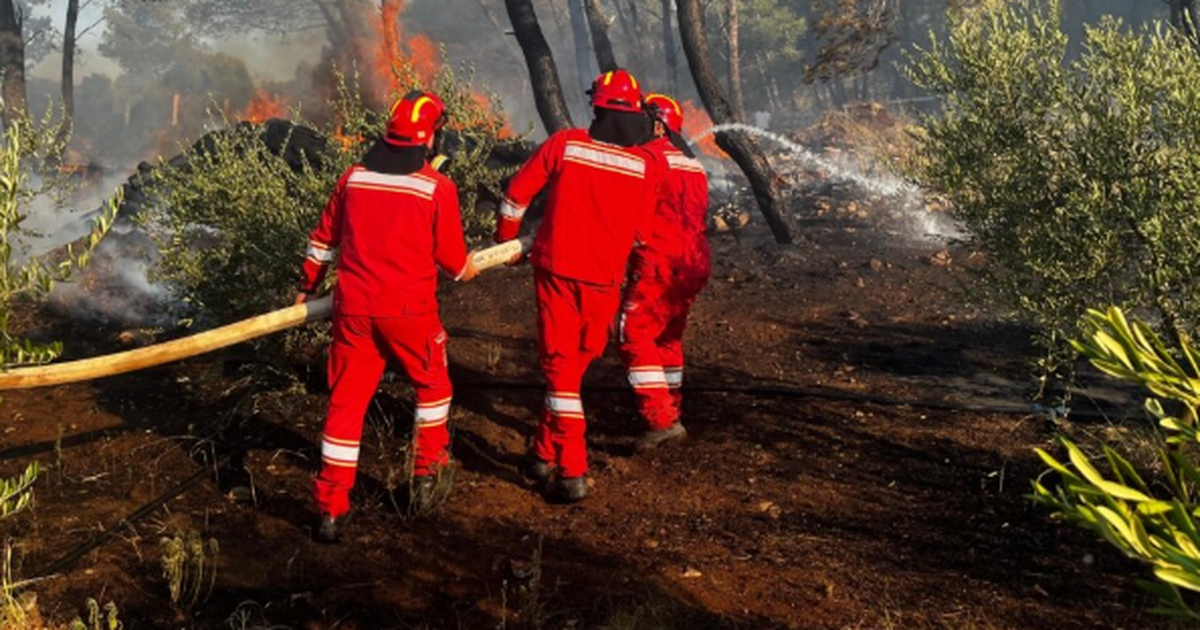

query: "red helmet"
left=384, top=91, right=446, bottom=147
left=644, top=93, right=684, bottom=134
left=588, top=69, right=643, bottom=113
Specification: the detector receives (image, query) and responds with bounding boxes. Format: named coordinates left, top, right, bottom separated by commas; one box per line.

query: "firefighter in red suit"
left=620, top=94, right=711, bottom=449
left=295, top=91, right=478, bottom=541
left=495, top=69, right=664, bottom=503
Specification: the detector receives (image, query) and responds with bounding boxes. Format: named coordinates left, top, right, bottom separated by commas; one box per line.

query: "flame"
left=407, top=35, right=439, bottom=86
left=369, top=1, right=441, bottom=101
left=333, top=124, right=365, bottom=153
left=680, top=100, right=725, bottom=159
left=240, top=89, right=288, bottom=123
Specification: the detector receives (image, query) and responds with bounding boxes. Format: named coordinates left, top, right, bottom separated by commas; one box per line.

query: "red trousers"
left=619, top=267, right=705, bottom=430
left=533, top=270, right=622, bottom=478
left=314, top=313, right=452, bottom=518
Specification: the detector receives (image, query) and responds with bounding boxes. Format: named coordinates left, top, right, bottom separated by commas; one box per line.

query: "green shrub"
left=0, top=115, right=119, bottom=369
left=1035, top=307, right=1200, bottom=619
left=904, top=1, right=1200, bottom=385
left=140, top=63, right=516, bottom=350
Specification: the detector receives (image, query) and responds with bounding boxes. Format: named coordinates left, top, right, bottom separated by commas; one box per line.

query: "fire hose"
left=0, top=237, right=530, bottom=391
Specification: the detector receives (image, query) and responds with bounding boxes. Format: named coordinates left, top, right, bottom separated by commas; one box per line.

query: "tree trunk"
left=726, top=0, right=745, bottom=121
left=473, top=0, right=529, bottom=75
left=661, top=0, right=678, bottom=94
left=677, top=0, right=792, bottom=244
left=610, top=0, right=647, bottom=77
left=61, top=0, right=80, bottom=128
left=568, top=0, right=597, bottom=111
left=504, top=0, right=574, bottom=134
left=584, top=0, right=618, bottom=72
left=0, top=0, right=27, bottom=125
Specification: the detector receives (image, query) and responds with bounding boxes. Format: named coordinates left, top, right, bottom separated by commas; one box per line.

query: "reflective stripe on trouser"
left=314, top=313, right=453, bottom=518
left=619, top=269, right=698, bottom=430
left=534, top=270, right=621, bottom=478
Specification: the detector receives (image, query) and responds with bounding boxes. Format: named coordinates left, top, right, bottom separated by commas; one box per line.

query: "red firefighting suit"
left=496, top=129, right=665, bottom=479
left=619, top=138, right=711, bottom=430
left=301, top=163, right=469, bottom=518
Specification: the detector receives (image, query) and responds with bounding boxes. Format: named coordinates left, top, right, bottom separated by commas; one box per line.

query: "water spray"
left=689, top=123, right=917, bottom=198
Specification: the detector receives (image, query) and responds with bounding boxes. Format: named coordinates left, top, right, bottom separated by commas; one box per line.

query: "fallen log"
left=0, top=238, right=530, bottom=391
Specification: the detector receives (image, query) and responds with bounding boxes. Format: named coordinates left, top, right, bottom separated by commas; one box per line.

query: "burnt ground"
left=0, top=202, right=1173, bottom=629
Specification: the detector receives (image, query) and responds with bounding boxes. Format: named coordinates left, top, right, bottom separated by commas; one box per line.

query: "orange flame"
left=680, top=100, right=725, bottom=159
left=407, top=35, right=439, bottom=86
left=359, top=1, right=510, bottom=139
left=333, top=124, right=365, bottom=153
left=240, top=89, right=288, bottom=123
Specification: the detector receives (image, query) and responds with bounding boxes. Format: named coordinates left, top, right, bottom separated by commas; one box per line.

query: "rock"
left=682, top=567, right=703, bottom=578
left=713, top=215, right=730, bottom=233
left=734, top=210, right=751, bottom=228
left=929, top=250, right=952, bottom=266
left=846, top=311, right=870, bottom=329
left=868, top=258, right=884, bottom=272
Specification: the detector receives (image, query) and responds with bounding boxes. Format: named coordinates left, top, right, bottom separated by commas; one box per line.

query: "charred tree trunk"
left=677, top=0, right=792, bottom=244
left=584, top=0, right=618, bottom=72
left=0, top=0, right=27, bottom=125
left=61, top=0, right=79, bottom=129
left=568, top=0, right=596, bottom=111
left=474, top=0, right=529, bottom=76
left=504, top=0, right=574, bottom=134
left=726, top=0, right=744, bottom=121
left=611, top=0, right=647, bottom=77
left=661, top=0, right=678, bottom=94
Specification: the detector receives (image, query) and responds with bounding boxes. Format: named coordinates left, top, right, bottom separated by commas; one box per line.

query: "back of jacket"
left=635, top=137, right=711, bottom=287
left=300, top=163, right=468, bottom=316
left=497, top=128, right=665, bottom=286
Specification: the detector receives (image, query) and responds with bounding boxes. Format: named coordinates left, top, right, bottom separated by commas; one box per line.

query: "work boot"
left=522, top=454, right=554, bottom=482
left=316, top=512, right=345, bottom=544
left=410, top=475, right=443, bottom=515
left=546, top=475, right=589, bottom=503
left=636, top=422, right=687, bottom=452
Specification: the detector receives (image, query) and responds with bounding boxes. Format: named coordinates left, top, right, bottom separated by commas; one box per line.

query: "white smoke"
left=690, top=122, right=960, bottom=243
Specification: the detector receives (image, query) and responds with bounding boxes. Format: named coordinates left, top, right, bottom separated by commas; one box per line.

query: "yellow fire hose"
left=0, top=238, right=530, bottom=391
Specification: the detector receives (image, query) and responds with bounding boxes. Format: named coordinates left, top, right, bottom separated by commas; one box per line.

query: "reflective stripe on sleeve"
left=306, top=241, right=335, bottom=263
left=664, top=368, right=683, bottom=389
left=499, top=198, right=527, bottom=219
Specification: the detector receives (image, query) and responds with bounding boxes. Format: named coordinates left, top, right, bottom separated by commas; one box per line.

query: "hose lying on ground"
left=0, top=238, right=530, bottom=391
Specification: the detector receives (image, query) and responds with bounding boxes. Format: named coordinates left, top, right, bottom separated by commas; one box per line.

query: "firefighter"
left=296, top=91, right=479, bottom=541
left=495, top=69, right=664, bottom=503
left=620, top=94, right=710, bottom=450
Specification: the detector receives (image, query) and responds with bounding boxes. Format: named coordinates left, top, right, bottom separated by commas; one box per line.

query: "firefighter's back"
left=531, top=129, right=662, bottom=286
left=335, top=163, right=453, bottom=316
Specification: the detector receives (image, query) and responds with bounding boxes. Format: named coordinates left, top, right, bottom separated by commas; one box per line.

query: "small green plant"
left=1034, top=307, right=1200, bottom=619
left=0, top=462, right=38, bottom=519
left=904, top=1, right=1200, bottom=387
left=70, top=598, right=124, bottom=630
left=160, top=528, right=219, bottom=618
left=1, top=462, right=40, bottom=629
